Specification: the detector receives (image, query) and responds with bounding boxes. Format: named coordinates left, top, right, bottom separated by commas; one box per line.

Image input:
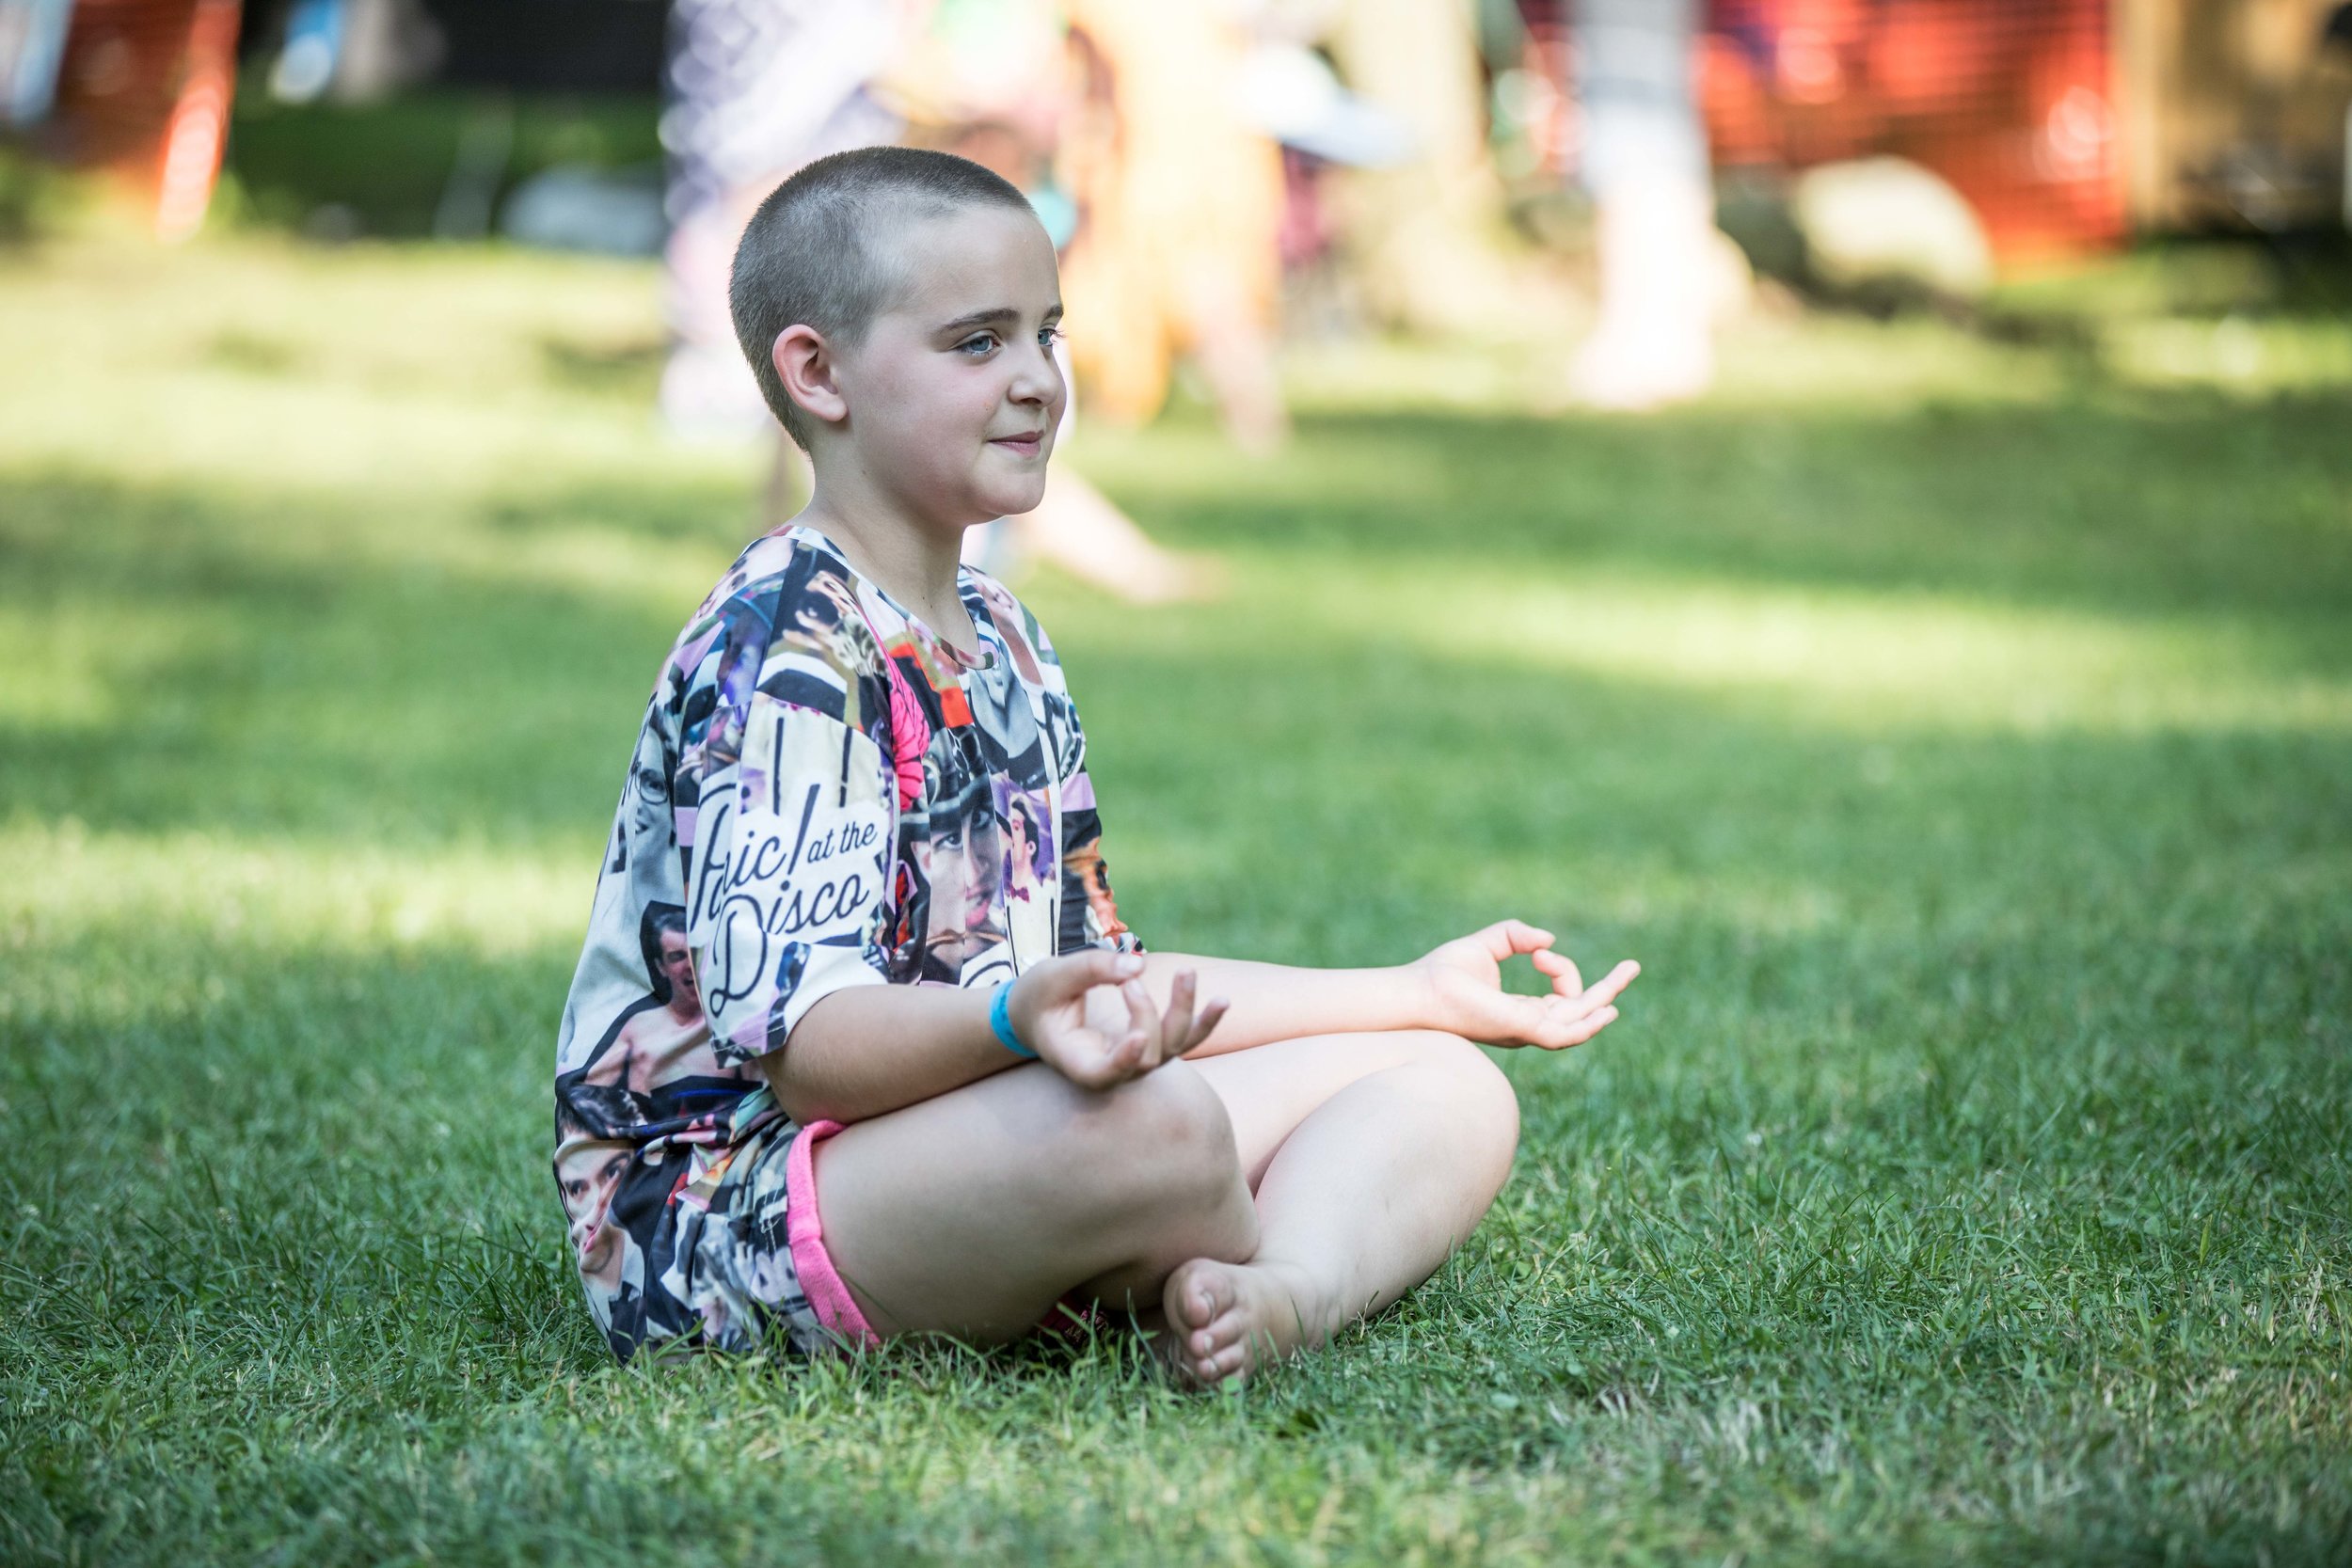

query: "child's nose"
left=1010, top=339, right=1065, bottom=406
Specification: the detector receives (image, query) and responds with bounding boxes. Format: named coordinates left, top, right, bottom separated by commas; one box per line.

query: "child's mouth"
left=989, top=433, right=1045, bottom=458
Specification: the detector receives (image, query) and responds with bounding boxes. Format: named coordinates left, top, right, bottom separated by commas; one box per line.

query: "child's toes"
left=1162, top=1259, right=1245, bottom=1382
left=1199, top=1338, right=1244, bottom=1385
left=1200, top=1283, right=1244, bottom=1351
left=1168, top=1260, right=1226, bottom=1330
left=1189, top=1267, right=1233, bottom=1327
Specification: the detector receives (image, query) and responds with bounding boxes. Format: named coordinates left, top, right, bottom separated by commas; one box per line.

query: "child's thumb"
left=1059, top=946, right=1144, bottom=995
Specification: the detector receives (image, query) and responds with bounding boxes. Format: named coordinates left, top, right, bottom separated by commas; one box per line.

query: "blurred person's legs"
left=660, top=0, right=899, bottom=442
left=1182, top=268, right=1291, bottom=455
left=1007, top=345, right=1223, bottom=602
left=1060, top=0, right=1290, bottom=453
left=1328, top=0, right=1551, bottom=339
left=1568, top=0, right=1720, bottom=410
left=663, top=200, right=774, bottom=441
left=1012, top=465, right=1225, bottom=604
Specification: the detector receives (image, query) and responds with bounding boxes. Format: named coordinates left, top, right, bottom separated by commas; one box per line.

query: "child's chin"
left=979, top=476, right=1049, bottom=518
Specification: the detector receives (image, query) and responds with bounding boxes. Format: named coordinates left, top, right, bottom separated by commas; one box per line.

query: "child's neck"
left=791, top=488, right=977, bottom=657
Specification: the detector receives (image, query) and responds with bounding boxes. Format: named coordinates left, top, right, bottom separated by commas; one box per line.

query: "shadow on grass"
left=535, top=333, right=667, bottom=403
left=1117, top=388, right=2352, bottom=624
left=0, top=472, right=696, bottom=845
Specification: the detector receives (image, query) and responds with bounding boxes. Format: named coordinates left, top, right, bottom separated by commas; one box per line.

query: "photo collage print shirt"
left=552, top=525, right=1138, bottom=1360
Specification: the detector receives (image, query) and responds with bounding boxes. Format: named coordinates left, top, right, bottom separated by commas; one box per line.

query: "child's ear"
left=773, top=325, right=848, bottom=429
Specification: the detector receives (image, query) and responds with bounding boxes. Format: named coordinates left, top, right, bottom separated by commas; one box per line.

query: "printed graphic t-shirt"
left=551, top=525, right=1137, bottom=1360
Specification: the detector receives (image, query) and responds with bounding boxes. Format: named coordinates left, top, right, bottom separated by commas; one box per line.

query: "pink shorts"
left=783, top=1117, right=881, bottom=1348
left=779, top=1117, right=1104, bottom=1351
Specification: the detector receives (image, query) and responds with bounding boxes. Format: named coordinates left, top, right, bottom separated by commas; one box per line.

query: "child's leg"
left=1167, top=1032, right=1520, bottom=1383
left=810, top=1057, right=1261, bottom=1343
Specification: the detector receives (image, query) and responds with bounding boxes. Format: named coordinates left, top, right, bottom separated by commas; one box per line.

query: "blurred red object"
left=1702, top=0, right=2123, bottom=264
left=42, top=0, right=241, bottom=240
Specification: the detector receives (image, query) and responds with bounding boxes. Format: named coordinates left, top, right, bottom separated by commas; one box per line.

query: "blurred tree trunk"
left=1328, top=0, right=1526, bottom=337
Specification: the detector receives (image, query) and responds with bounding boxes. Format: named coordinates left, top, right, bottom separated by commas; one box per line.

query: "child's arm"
left=1041, top=682, right=1630, bottom=1057
left=760, top=951, right=1225, bottom=1126
left=1142, top=920, right=1639, bottom=1056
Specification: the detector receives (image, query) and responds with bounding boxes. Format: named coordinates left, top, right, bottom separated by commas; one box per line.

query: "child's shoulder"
left=680, top=527, right=853, bottom=640
left=661, top=528, right=876, bottom=718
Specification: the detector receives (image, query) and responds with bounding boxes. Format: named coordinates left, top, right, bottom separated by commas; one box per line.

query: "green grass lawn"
left=2, top=225, right=2348, bottom=1565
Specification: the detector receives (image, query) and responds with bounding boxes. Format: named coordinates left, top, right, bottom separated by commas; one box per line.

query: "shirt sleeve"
left=676, top=589, right=897, bottom=1064
left=1053, top=699, right=1143, bottom=958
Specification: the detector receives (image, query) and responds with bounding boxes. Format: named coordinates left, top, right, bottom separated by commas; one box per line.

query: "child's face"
left=829, top=204, right=1066, bottom=528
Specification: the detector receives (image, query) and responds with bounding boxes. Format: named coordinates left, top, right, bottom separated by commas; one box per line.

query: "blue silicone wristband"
left=990, top=982, right=1035, bottom=1059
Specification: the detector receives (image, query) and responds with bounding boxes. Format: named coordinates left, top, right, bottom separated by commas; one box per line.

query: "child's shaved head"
left=730, top=147, right=1037, bottom=450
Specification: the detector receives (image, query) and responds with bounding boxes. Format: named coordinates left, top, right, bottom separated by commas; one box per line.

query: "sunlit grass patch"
left=1307, top=563, right=2352, bottom=735
left=0, top=235, right=704, bottom=500
left=0, top=821, right=583, bottom=957
left=0, top=601, right=243, bottom=734
left=2105, top=314, right=2352, bottom=394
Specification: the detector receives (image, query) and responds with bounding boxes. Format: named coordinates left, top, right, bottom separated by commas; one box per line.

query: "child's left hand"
left=1415, top=919, right=1639, bottom=1051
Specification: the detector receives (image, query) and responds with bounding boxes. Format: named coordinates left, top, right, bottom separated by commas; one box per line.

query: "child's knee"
left=1406, top=1033, right=1521, bottom=1148
left=1064, top=1064, right=1251, bottom=1259
left=1068, top=1067, right=1242, bottom=1203
left=1103, top=1061, right=1241, bottom=1191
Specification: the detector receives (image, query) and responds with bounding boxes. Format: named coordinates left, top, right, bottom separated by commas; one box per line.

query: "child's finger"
left=1039, top=950, right=1142, bottom=1024
left=1060, top=1025, right=1129, bottom=1090
left=1123, top=977, right=1157, bottom=1035
left=1085, top=947, right=1146, bottom=988
left=1120, top=979, right=1160, bottom=1070
left=1540, top=1005, right=1619, bottom=1050
left=1557, top=960, right=1635, bottom=1018
left=1575, top=960, right=1641, bottom=1012
left=1476, top=918, right=1556, bottom=959
left=1108, top=1013, right=1149, bottom=1082
left=1182, top=997, right=1230, bottom=1055
left=1159, top=970, right=1198, bottom=1064
left=1532, top=948, right=1583, bottom=997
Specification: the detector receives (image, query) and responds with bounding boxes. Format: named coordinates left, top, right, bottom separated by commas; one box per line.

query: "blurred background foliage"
left=223, top=92, right=661, bottom=237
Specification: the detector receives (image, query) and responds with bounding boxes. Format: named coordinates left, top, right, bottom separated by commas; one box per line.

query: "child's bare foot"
left=1158, top=1256, right=1324, bottom=1386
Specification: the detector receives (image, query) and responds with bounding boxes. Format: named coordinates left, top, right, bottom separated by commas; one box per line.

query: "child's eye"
left=1038, top=325, right=1064, bottom=350
left=956, top=332, right=1000, bottom=356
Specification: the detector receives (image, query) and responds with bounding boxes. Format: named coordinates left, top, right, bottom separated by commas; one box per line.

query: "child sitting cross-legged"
left=550, top=147, right=1640, bottom=1384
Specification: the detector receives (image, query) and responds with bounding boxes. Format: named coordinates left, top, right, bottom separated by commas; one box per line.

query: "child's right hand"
left=1416, top=919, right=1640, bottom=1052
left=1005, top=950, right=1228, bottom=1090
